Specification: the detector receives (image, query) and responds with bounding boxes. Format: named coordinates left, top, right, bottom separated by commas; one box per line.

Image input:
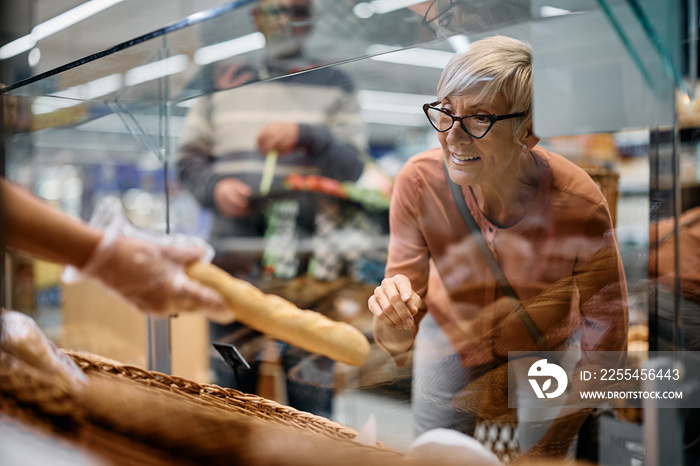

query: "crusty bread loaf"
left=628, top=324, right=649, bottom=343
left=185, top=261, right=370, bottom=366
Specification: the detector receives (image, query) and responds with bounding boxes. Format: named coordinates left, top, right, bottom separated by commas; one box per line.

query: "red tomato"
left=284, top=174, right=305, bottom=191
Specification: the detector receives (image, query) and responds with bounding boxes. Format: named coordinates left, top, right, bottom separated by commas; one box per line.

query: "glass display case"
left=2, top=0, right=699, bottom=464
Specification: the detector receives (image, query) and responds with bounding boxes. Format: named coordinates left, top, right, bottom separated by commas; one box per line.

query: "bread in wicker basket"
left=1, top=348, right=412, bottom=465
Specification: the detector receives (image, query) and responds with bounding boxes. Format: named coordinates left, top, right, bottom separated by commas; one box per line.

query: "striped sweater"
left=177, top=62, right=367, bottom=244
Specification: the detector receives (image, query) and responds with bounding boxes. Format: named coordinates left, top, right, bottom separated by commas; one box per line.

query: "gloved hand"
left=0, top=309, right=87, bottom=391
left=78, top=233, right=231, bottom=322
left=62, top=196, right=233, bottom=323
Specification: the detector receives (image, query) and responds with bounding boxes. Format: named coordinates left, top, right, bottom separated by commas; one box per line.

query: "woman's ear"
left=520, top=123, right=540, bottom=151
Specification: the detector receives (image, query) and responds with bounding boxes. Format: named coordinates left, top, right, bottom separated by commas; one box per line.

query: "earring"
left=522, top=143, right=528, bottom=150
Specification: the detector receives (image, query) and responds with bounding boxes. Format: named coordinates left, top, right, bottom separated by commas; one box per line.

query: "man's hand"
left=214, top=178, right=252, bottom=218
left=215, top=63, right=256, bottom=90
left=257, top=122, right=300, bottom=156
left=368, top=274, right=421, bottom=330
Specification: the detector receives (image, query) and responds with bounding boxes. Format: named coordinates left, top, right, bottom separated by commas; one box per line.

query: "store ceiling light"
left=31, top=97, right=80, bottom=115
left=353, top=0, right=425, bottom=19
left=193, top=32, right=266, bottom=65
left=540, top=6, right=573, bottom=17
left=447, top=35, right=471, bottom=53
left=64, top=73, right=123, bottom=100
left=360, top=109, right=426, bottom=127
left=358, top=89, right=434, bottom=109
left=361, top=101, right=424, bottom=115
left=124, top=55, right=188, bottom=86
left=28, top=48, right=41, bottom=67
left=32, top=73, right=124, bottom=114
left=0, top=35, right=37, bottom=60
left=33, top=0, right=124, bottom=40
left=358, top=89, right=434, bottom=126
left=368, top=44, right=453, bottom=69
left=0, top=0, right=124, bottom=60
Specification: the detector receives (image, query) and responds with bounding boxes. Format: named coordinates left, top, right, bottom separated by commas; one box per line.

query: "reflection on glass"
left=369, top=35, right=628, bottom=462
left=176, top=0, right=391, bottom=422
left=421, top=0, right=530, bottom=37
left=1, top=0, right=696, bottom=464
left=649, top=206, right=700, bottom=351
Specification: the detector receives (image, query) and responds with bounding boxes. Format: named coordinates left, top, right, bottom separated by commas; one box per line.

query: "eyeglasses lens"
left=424, top=0, right=452, bottom=23
left=258, top=5, right=310, bottom=19
left=426, top=107, right=491, bottom=138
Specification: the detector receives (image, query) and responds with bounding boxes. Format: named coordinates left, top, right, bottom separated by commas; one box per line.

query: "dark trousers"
left=210, top=321, right=334, bottom=418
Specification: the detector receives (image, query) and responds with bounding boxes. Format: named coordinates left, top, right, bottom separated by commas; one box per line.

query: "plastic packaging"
left=0, top=309, right=87, bottom=390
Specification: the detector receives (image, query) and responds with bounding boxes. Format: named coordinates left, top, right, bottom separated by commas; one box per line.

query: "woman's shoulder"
left=392, top=148, right=444, bottom=202
left=534, top=146, right=607, bottom=207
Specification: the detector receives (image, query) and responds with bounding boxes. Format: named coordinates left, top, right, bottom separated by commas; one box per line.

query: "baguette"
left=185, top=261, right=370, bottom=366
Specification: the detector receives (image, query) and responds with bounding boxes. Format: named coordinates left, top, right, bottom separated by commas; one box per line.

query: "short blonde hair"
left=437, top=35, right=532, bottom=141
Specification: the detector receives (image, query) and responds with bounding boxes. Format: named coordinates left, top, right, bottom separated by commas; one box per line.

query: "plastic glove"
left=0, top=309, right=87, bottom=391
left=63, top=196, right=232, bottom=323
left=79, top=233, right=230, bottom=322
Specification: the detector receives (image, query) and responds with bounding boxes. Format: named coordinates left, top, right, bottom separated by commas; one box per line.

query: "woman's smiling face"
left=438, top=92, right=523, bottom=188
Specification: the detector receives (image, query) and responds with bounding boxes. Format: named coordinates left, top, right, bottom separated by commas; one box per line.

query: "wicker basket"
left=66, top=350, right=364, bottom=440
left=0, top=349, right=410, bottom=466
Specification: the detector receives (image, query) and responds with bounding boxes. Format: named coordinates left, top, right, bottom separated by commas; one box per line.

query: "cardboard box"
left=61, top=277, right=210, bottom=383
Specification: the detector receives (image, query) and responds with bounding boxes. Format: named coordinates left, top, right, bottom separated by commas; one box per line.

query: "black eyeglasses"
left=421, top=0, right=529, bottom=35
left=254, top=5, right=310, bottom=20
left=423, top=102, right=525, bottom=139
left=421, top=0, right=469, bottom=33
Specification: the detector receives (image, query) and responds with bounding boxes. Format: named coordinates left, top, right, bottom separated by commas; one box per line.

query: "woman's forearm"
left=373, top=315, right=416, bottom=357
left=2, top=179, right=103, bottom=268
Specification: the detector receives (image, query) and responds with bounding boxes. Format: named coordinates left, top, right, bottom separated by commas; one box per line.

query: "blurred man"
left=177, top=0, right=368, bottom=417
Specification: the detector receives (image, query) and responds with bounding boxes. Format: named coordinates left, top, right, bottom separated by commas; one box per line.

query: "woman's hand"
left=368, top=274, right=422, bottom=330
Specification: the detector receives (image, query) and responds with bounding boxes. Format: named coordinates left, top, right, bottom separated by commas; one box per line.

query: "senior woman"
left=368, top=35, right=628, bottom=459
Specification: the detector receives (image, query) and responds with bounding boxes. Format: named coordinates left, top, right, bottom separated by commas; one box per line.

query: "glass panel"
left=2, top=0, right=540, bottom=104
left=3, top=92, right=172, bottom=371
left=531, top=0, right=677, bottom=137
left=2, top=0, right=698, bottom=464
